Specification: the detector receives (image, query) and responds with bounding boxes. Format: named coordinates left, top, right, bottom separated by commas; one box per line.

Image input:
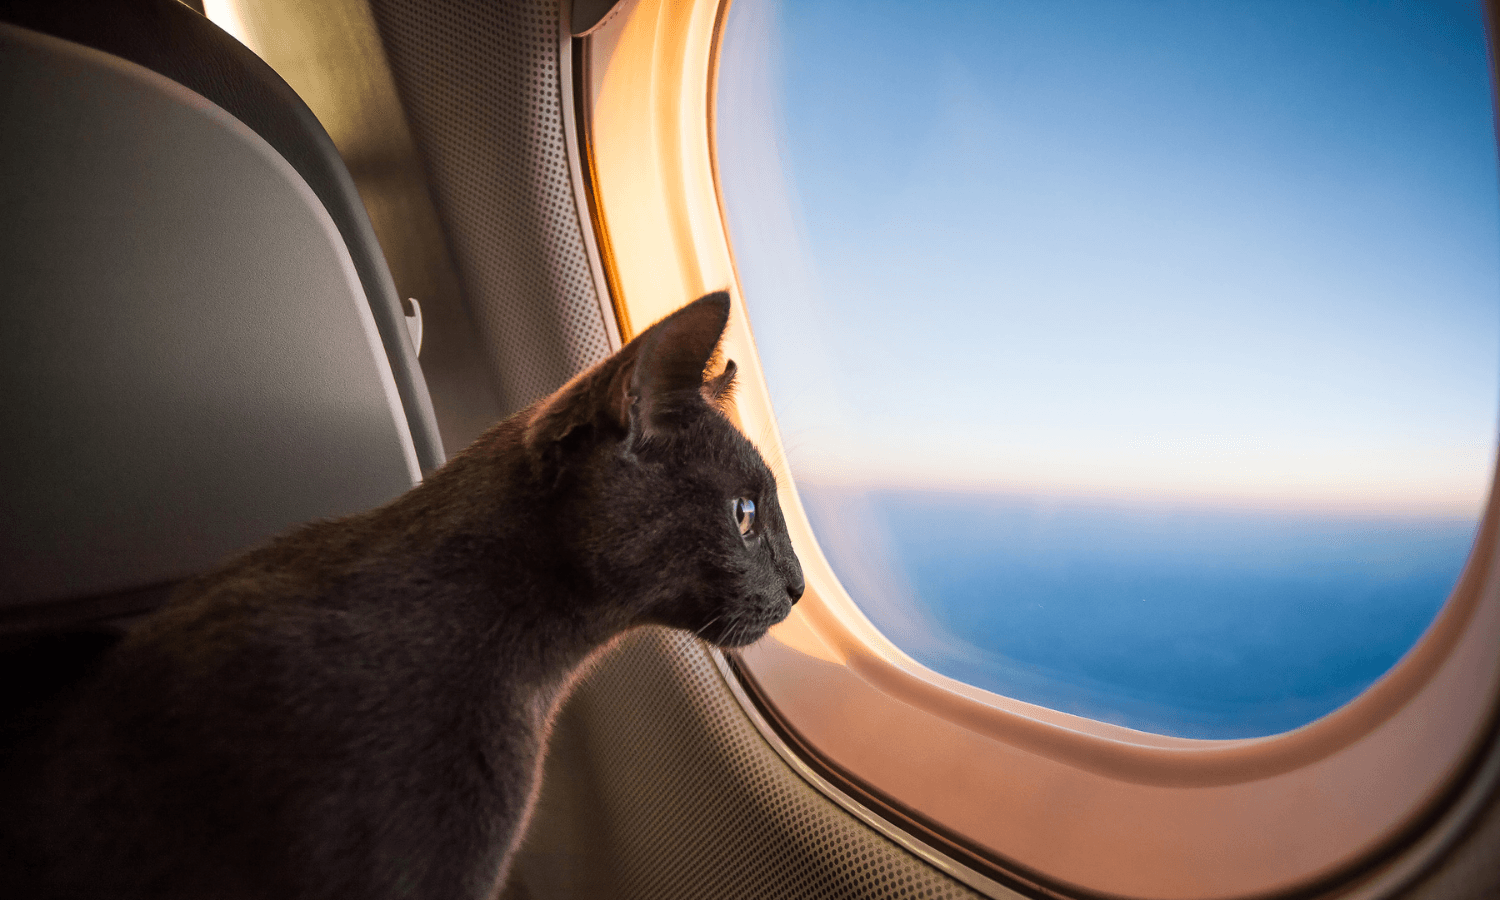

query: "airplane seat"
left=0, top=0, right=442, bottom=741
left=0, top=0, right=444, bottom=478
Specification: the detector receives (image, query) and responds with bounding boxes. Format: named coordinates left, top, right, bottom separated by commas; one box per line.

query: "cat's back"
left=1, top=538, right=527, bottom=900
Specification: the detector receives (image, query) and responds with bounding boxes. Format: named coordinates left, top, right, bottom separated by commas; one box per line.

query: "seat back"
left=0, top=6, right=442, bottom=628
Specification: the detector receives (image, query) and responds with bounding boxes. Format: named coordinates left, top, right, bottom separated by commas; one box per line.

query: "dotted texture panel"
left=507, top=628, right=985, bottom=900
left=367, top=0, right=611, bottom=416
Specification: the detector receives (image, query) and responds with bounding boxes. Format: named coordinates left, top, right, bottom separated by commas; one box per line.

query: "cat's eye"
left=734, top=496, right=756, bottom=537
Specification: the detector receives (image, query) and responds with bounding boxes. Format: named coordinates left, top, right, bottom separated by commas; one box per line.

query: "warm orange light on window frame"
left=574, top=1, right=1500, bottom=898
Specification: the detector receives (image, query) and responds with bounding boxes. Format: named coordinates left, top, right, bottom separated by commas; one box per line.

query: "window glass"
left=716, top=0, right=1500, bottom=737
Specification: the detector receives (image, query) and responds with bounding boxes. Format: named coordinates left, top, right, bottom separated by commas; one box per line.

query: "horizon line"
left=787, top=472, right=1490, bottom=520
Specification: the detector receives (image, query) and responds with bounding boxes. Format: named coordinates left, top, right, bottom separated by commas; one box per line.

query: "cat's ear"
left=628, top=291, right=731, bottom=440
left=701, top=358, right=737, bottom=410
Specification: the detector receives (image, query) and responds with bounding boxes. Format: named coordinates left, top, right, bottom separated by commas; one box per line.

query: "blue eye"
left=734, top=497, right=756, bottom=536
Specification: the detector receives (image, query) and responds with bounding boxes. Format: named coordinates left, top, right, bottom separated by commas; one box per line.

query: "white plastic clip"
left=403, top=297, right=423, bottom=357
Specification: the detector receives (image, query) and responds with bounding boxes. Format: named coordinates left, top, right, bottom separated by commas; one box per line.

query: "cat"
left=0, top=290, right=805, bottom=900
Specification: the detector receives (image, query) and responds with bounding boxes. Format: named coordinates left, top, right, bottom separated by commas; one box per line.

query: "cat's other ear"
left=701, top=358, right=737, bottom=410
left=629, top=291, right=731, bottom=439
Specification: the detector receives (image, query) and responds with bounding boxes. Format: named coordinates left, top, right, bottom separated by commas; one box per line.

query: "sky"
left=716, top=0, right=1500, bottom=517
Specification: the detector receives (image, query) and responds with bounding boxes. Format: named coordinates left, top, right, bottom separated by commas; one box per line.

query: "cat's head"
left=525, top=291, right=804, bottom=648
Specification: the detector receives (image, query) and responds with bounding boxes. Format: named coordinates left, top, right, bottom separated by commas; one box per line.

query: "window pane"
left=717, top=0, right=1500, bottom=738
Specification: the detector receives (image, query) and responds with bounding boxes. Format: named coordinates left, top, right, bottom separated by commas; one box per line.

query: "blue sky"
left=718, top=0, right=1500, bottom=516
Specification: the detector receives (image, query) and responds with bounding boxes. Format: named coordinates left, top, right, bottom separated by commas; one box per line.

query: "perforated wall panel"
left=507, top=628, right=985, bottom=900
left=367, top=0, right=611, bottom=416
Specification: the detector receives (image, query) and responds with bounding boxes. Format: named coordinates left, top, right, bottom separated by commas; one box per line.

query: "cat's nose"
left=786, top=573, right=805, bottom=604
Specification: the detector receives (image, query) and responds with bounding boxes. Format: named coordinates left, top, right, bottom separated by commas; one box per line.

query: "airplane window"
left=716, top=0, right=1500, bottom=737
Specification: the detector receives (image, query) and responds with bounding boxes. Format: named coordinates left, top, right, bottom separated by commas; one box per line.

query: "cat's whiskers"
left=727, top=614, right=752, bottom=648
left=754, top=423, right=795, bottom=487
left=694, top=615, right=723, bottom=639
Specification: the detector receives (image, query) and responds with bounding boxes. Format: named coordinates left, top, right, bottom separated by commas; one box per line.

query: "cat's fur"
left=0, top=291, right=804, bottom=900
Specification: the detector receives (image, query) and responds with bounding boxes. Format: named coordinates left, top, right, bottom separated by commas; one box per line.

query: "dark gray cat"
left=0, top=291, right=804, bottom=899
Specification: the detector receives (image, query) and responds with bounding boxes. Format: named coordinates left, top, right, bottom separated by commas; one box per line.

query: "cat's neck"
left=342, top=416, right=626, bottom=687
left=166, top=413, right=622, bottom=713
